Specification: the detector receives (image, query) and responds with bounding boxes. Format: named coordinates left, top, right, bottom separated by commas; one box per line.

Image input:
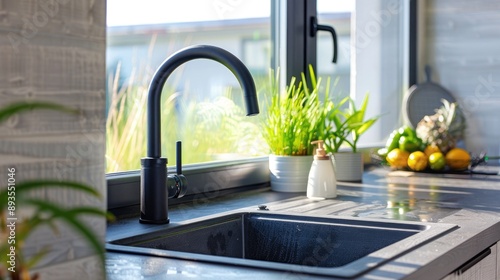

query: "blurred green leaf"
left=24, top=199, right=110, bottom=271
left=0, top=101, right=109, bottom=280
left=0, top=101, right=79, bottom=123
left=0, top=180, right=100, bottom=203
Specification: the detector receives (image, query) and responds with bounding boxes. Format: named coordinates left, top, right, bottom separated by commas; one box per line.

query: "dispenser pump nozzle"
left=311, top=140, right=329, bottom=160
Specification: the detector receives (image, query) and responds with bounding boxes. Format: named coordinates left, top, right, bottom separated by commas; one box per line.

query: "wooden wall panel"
left=0, top=0, right=106, bottom=279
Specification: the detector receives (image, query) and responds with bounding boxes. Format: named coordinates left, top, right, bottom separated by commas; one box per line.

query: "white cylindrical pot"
left=269, top=155, right=313, bottom=192
left=332, top=152, right=363, bottom=182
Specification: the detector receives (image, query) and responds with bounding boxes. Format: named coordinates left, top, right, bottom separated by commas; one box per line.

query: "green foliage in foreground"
left=0, top=102, right=80, bottom=123
left=0, top=102, right=112, bottom=280
left=0, top=181, right=112, bottom=280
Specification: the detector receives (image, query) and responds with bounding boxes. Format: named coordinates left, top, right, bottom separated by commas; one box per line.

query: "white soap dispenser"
left=307, top=140, right=337, bottom=199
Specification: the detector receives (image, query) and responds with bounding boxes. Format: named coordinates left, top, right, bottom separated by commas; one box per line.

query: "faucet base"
left=140, top=157, right=169, bottom=224
left=139, top=217, right=169, bottom=224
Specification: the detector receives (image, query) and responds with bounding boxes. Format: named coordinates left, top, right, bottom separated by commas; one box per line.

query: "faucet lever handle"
left=167, top=140, right=188, bottom=199
left=176, top=141, right=182, bottom=175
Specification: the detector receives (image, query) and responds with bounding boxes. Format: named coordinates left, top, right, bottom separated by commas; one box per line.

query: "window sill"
left=106, top=144, right=383, bottom=210
left=106, top=156, right=270, bottom=209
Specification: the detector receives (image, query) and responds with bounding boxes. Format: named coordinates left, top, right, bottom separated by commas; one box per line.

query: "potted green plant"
left=324, top=94, right=379, bottom=181
left=262, top=66, right=335, bottom=192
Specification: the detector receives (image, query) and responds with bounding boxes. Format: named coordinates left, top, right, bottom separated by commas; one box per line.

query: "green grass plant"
left=262, top=65, right=336, bottom=156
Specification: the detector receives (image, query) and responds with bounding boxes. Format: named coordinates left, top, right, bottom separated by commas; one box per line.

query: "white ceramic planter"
left=332, top=152, right=363, bottom=182
left=269, top=155, right=313, bottom=192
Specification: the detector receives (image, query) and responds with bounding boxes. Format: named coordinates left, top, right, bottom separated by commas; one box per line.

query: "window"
left=106, top=0, right=412, bottom=208
left=317, top=0, right=410, bottom=148
left=317, top=0, right=353, bottom=98
left=106, top=0, right=272, bottom=173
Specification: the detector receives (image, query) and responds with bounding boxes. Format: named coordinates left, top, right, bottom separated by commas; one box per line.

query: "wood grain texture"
left=0, top=0, right=106, bottom=278
left=424, top=0, right=500, bottom=157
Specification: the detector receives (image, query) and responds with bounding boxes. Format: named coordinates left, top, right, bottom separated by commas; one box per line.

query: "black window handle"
left=310, top=16, right=338, bottom=63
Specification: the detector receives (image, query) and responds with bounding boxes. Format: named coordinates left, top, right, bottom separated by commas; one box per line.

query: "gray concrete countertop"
left=106, top=166, right=500, bottom=279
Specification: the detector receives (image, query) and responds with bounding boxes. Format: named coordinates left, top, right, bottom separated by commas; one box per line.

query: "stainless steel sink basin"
left=106, top=211, right=457, bottom=278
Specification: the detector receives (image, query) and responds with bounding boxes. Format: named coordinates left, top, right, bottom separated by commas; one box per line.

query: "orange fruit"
left=408, top=151, right=428, bottom=171
left=445, top=148, right=471, bottom=170
left=386, top=148, right=410, bottom=169
left=424, top=145, right=441, bottom=157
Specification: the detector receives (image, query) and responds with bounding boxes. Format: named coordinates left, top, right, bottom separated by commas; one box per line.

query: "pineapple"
left=416, top=99, right=466, bottom=154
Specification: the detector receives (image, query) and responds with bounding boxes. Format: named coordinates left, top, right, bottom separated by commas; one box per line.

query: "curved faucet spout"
left=140, top=45, right=260, bottom=224
left=147, top=45, right=259, bottom=158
